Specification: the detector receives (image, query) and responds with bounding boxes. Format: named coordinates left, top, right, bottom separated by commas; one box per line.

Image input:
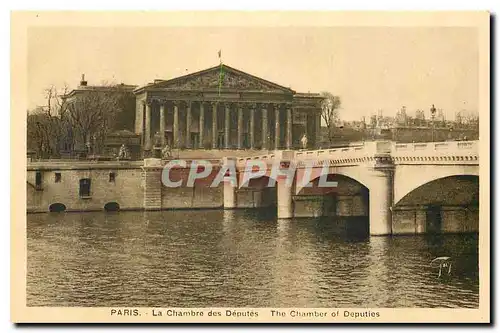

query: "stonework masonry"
left=26, top=139, right=479, bottom=236
left=27, top=160, right=223, bottom=213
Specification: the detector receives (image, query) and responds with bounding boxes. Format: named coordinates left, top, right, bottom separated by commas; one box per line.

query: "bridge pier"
left=277, top=176, right=293, bottom=218
left=223, top=181, right=237, bottom=208
left=368, top=157, right=394, bottom=236
left=223, top=157, right=237, bottom=209
left=368, top=173, right=393, bottom=235
left=277, top=151, right=295, bottom=219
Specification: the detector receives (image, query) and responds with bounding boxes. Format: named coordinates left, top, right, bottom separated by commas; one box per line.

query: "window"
left=109, top=172, right=116, bottom=182
left=79, top=178, right=91, bottom=198
left=35, top=171, right=42, bottom=191
left=55, top=172, right=61, bottom=183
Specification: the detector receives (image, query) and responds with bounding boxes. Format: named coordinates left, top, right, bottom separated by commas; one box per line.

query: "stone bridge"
left=26, top=140, right=478, bottom=236
left=225, top=140, right=479, bottom=235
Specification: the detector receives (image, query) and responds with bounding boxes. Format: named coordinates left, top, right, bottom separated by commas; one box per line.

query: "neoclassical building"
left=133, top=64, right=323, bottom=151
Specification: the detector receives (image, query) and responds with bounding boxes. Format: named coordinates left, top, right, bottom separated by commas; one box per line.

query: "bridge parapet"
left=392, top=140, right=477, bottom=153
left=180, top=140, right=481, bottom=171
left=391, top=140, right=478, bottom=165
left=143, top=158, right=222, bottom=168
left=231, top=140, right=479, bottom=168
left=27, top=160, right=144, bottom=171
left=236, top=153, right=277, bottom=167
left=292, top=141, right=393, bottom=168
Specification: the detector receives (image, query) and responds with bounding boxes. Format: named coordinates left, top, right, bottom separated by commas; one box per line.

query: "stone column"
left=173, top=101, right=179, bottom=149
left=286, top=107, right=292, bottom=149
left=223, top=157, right=237, bottom=209
left=249, top=105, right=255, bottom=149
left=212, top=102, right=218, bottom=149
left=185, top=101, right=192, bottom=149
left=274, top=104, right=281, bottom=150
left=315, top=112, right=321, bottom=148
left=369, top=156, right=394, bottom=236
left=261, top=105, right=268, bottom=150
left=237, top=104, right=243, bottom=149
left=159, top=102, right=166, bottom=146
left=199, top=102, right=205, bottom=149
left=144, top=101, right=152, bottom=151
left=224, top=103, right=230, bottom=149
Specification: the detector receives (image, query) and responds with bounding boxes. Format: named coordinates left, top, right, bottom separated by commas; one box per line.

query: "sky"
left=28, top=26, right=478, bottom=121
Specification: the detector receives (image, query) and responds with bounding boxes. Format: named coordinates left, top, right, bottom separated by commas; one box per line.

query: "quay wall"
left=27, top=161, right=223, bottom=213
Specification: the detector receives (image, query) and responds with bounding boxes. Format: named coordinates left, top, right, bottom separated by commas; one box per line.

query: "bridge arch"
left=395, top=175, right=479, bottom=207
left=233, top=175, right=277, bottom=209
left=295, top=165, right=372, bottom=195
left=393, top=174, right=479, bottom=234
left=393, top=165, right=479, bottom=205
left=49, top=203, right=66, bottom=212
left=239, top=174, right=278, bottom=190
left=294, top=171, right=370, bottom=225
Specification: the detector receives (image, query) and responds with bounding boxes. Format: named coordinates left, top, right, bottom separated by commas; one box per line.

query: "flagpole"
left=218, top=50, right=223, bottom=97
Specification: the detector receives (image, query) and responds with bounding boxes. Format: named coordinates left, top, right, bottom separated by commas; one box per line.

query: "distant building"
left=436, top=109, right=445, bottom=123
left=395, top=106, right=408, bottom=126
left=62, top=74, right=137, bottom=99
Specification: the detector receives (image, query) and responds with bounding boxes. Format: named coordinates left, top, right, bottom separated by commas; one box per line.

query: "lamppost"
left=430, top=104, right=437, bottom=142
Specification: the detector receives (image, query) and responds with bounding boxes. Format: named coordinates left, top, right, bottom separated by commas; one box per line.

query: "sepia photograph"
left=11, top=11, right=490, bottom=323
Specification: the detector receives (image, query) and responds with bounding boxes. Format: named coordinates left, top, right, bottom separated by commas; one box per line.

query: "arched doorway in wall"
left=104, top=202, right=120, bottom=212
left=49, top=203, right=67, bottom=212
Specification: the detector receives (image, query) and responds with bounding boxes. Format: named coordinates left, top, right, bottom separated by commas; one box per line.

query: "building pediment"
left=144, top=64, right=294, bottom=94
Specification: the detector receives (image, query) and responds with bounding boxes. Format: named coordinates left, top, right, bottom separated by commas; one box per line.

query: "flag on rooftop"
left=218, top=50, right=224, bottom=96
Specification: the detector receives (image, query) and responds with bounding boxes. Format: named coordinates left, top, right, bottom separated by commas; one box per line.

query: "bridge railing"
left=27, top=160, right=145, bottom=170
left=28, top=158, right=225, bottom=170
left=233, top=140, right=479, bottom=166
left=236, top=153, right=277, bottom=166
left=392, top=140, right=478, bottom=155
left=144, top=158, right=223, bottom=168
left=291, top=140, right=478, bottom=161
left=293, top=140, right=392, bottom=161
left=390, top=140, right=479, bottom=164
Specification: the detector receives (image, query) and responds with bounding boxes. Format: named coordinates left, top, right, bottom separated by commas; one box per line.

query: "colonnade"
left=143, top=100, right=294, bottom=150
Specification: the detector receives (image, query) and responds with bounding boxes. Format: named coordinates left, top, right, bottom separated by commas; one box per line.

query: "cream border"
left=11, top=11, right=490, bottom=323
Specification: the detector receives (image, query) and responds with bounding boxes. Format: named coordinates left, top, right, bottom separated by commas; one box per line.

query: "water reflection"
left=27, top=210, right=479, bottom=308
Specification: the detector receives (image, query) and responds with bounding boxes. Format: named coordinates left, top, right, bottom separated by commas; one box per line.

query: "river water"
left=27, top=209, right=479, bottom=308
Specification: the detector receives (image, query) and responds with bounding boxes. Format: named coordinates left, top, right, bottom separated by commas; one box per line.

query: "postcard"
left=11, top=11, right=490, bottom=323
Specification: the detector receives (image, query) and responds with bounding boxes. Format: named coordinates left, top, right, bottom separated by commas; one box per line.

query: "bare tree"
left=39, top=84, right=70, bottom=117
left=28, top=83, right=134, bottom=158
left=27, top=109, right=64, bottom=158
left=27, top=85, right=71, bottom=158
left=320, top=91, right=341, bottom=143
left=63, top=86, right=128, bottom=154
